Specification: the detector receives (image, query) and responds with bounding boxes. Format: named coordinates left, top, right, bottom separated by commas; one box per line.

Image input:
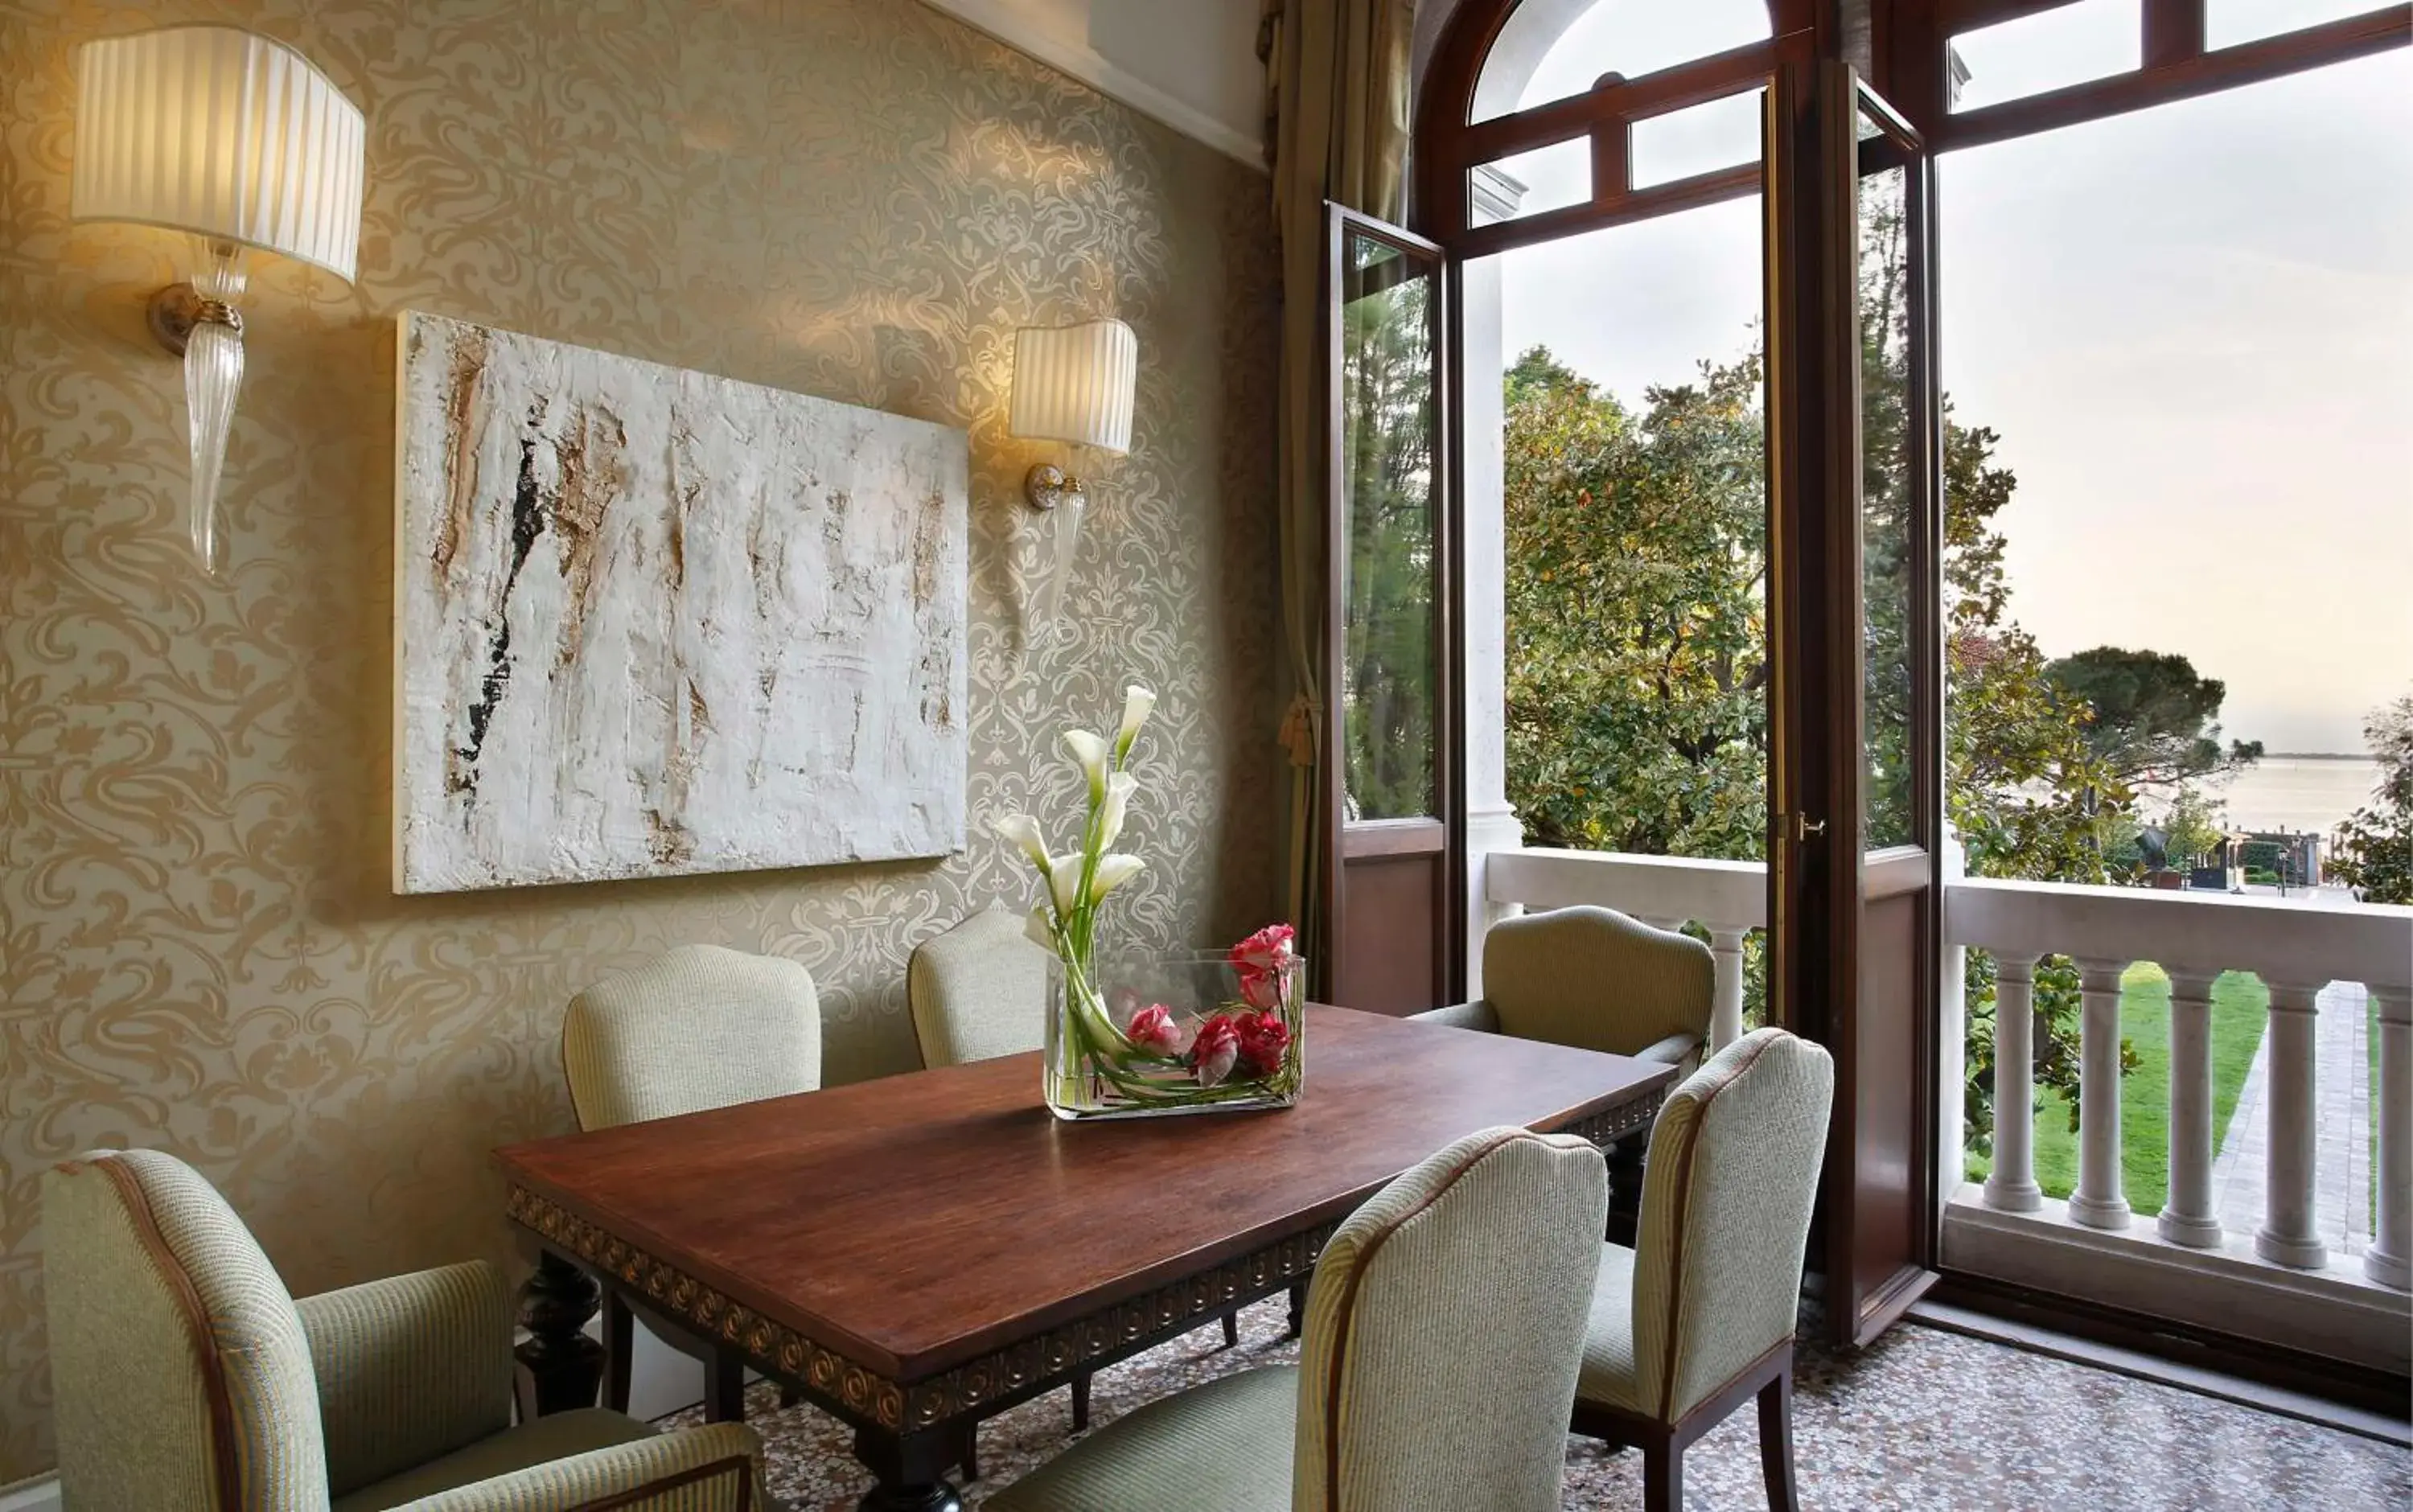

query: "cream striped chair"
left=562, top=945, right=821, bottom=1424
left=906, top=906, right=1048, bottom=1069
left=43, top=1148, right=763, bottom=1511
left=1571, top=1027, right=1834, bottom=1512
left=1412, top=906, right=1716, bottom=1246
left=988, top=1124, right=1609, bottom=1512
left=1410, top=905, right=1714, bottom=1075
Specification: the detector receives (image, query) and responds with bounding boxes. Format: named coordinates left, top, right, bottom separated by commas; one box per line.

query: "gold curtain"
left=1258, top=0, right=1414, bottom=989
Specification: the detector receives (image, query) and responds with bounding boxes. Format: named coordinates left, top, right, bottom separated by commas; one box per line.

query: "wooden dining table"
left=495, top=1003, right=1675, bottom=1512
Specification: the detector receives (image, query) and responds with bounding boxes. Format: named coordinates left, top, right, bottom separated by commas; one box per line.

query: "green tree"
left=1336, top=244, right=1438, bottom=821
left=2332, top=692, right=2413, bottom=905
left=1500, top=325, right=2129, bottom=1150
left=2045, top=647, right=2264, bottom=796
left=1501, top=351, right=1769, bottom=861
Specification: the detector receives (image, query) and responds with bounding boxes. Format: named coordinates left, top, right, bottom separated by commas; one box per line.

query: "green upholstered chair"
left=988, top=1124, right=1609, bottom=1512
left=1571, top=1027, right=1834, bottom=1512
left=562, top=944, right=821, bottom=1422
left=1410, top=905, right=1714, bottom=1075
left=907, top=906, right=1048, bottom=1068
left=43, top=1148, right=763, bottom=1512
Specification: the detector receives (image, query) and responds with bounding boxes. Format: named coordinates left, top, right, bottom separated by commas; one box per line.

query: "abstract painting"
left=393, top=311, right=968, bottom=894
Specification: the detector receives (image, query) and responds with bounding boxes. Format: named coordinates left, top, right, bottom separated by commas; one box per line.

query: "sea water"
left=2211, top=755, right=2386, bottom=835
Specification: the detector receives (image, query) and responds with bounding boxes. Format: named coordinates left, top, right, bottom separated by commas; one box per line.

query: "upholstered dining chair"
left=907, top=906, right=1049, bottom=1067
left=1410, top=904, right=1714, bottom=1074
left=562, top=944, right=820, bottom=1422
left=906, top=907, right=1243, bottom=1449
left=987, top=1124, right=1609, bottom=1512
left=1572, top=1026, right=1834, bottom=1512
left=44, top=1148, right=764, bottom=1511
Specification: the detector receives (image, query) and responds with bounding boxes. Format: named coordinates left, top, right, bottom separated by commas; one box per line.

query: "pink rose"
left=1238, top=967, right=1287, bottom=1012
left=1228, top=922, right=1297, bottom=978
left=1188, top=1013, right=1240, bottom=1087
left=1230, top=922, right=1297, bottom=1013
left=1127, top=1003, right=1183, bottom=1057
left=1233, top=1010, right=1290, bottom=1079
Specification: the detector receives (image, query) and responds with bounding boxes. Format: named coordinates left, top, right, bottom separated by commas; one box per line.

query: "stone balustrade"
left=1485, top=847, right=2413, bottom=1294
left=1948, top=877, right=2413, bottom=1290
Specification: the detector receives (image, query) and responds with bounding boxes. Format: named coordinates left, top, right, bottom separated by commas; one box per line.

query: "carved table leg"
left=604, top=1292, right=634, bottom=1415
left=705, top=1347, right=746, bottom=1424
left=1605, top=1133, right=1648, bottom=1249
left=516, top=1249, right=606, bottom=1418
left=853, top=1424, right=963, bottom=1512
left=1286, top=1281, right=1305, bottom=1339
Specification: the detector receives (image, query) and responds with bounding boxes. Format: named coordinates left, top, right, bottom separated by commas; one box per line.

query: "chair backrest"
left=563, top=945, right=821, bottom=1130
left=1292, top=1127, right=1607, bottom=1512
left=44, top=1148, right=329, bottom=1511
left=1629, top=1028, right=1834, bottom=1422
left=907, top=908, right=1048, bottom=1067
left=1481, top=905, right=1712, bottom=1059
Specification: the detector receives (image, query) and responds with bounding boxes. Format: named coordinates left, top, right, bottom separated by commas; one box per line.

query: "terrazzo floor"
left=668, top=1302, right=2410, bottom=1510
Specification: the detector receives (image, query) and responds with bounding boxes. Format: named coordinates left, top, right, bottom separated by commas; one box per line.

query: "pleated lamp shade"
left=1009, top=318, right=1138, bottom=454
left=72, top=25, right=366, bottom=282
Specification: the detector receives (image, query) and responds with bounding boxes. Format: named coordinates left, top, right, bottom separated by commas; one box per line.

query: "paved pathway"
left=2208, top=979, right=2371, bottom=1255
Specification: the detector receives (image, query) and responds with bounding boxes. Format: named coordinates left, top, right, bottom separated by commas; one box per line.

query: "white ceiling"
left=921, top=0, right=1268, bottom=166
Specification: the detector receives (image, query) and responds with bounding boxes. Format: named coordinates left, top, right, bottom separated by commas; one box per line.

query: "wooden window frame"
left=1882, top=0, right=2411, bottom=150
left=1420, top=1, right=2411, bottom=237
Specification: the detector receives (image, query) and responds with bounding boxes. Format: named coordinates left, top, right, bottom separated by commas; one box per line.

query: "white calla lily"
left=1097, top=772, right=1138, bottom=848
left=1049, top=853, right=1087, bottom=914
left=1088, top=853, right=1144, bottom=902
left=1116, top=684, right=1157, bottom=761
left=1025, top=906, right=1057, bottom=951
left=992, top=813, right=1050, bottom=871
left=1063, top=729, right=1111, bottom=800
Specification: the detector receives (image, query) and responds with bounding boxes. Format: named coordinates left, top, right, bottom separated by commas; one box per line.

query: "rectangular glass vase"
left=1042, top=952, right=1305, bottom=1120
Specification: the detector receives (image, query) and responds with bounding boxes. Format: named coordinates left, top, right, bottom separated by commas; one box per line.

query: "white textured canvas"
left=393, top=311, right=968, bottom=893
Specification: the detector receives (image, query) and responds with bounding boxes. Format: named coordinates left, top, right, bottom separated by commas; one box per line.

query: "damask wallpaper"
left=0, top=0, right=1280, bottom=1477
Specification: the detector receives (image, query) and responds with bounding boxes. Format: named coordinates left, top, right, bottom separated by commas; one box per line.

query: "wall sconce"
left=72, top=25, right=366, bottom=574
left=1008, top=318, right=1137, bottom=631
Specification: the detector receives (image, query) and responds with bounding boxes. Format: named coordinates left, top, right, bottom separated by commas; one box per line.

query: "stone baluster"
left=2369, top=988, right=2411, bottom=1291
left=1983, top=953, right=2043, bottom=1214
left=2068, top=958, right=2132, bottom=1231
left=1708, top=928, right=1749, bottom=1050
left=2157, top=969, right=2222, bottom=1248
left=2255, top=980, right=2326, bottom=1268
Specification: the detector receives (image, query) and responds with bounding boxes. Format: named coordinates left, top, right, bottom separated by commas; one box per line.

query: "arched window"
left=1417, top=0, right=1807, bottom=250
left=1480, top=0, right=1777, bottom=121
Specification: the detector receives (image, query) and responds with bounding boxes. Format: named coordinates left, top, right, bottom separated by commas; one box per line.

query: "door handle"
left=1794, top=815, right=1827, bottom=843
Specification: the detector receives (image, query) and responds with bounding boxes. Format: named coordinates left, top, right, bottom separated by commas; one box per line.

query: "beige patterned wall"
left=0, top=0, right=1280, bottom=1476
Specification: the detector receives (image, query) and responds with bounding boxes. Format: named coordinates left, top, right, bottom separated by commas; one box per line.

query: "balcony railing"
left=1482, top=844, right=2413, bottom=1362
left=1945, top=877, right=2412, bottom=1288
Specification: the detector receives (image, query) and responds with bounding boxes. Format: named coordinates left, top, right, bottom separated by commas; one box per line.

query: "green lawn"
left=1967, top=963, right=2269, bottom=1216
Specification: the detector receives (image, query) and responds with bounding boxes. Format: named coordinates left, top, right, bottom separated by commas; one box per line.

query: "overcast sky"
left=1488, top=2, right=2411, bottom=754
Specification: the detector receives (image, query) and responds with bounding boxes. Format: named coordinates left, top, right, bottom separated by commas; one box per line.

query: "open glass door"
left=1323, top=204, right=1458, bottom=1013
left=1766, top=62, right=1946, bottom=1347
